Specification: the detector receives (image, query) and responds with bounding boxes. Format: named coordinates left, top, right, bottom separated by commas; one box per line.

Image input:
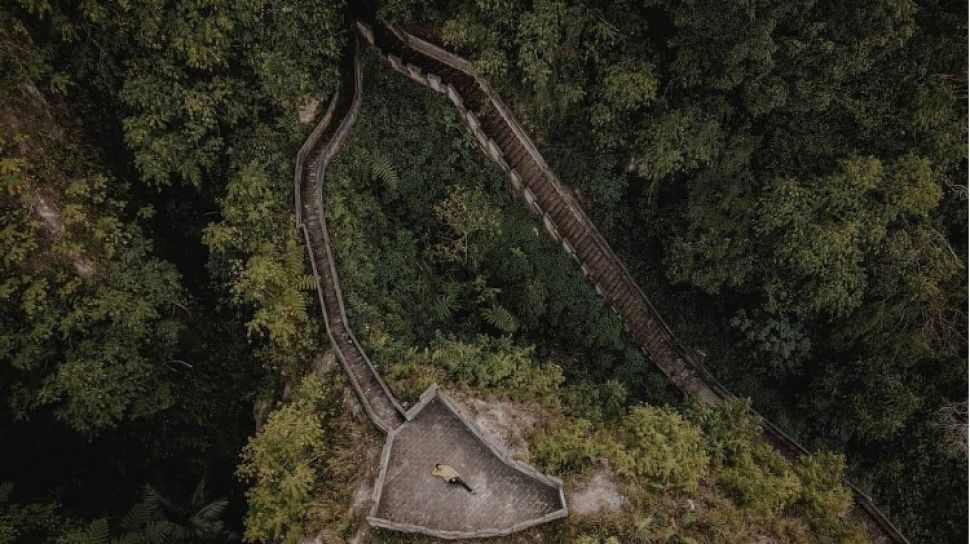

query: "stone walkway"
left=296, top=17, right=910, bottom=542
left=296, top=25, right=567, bottom=539
left=368, top=389, right=566, bottom=538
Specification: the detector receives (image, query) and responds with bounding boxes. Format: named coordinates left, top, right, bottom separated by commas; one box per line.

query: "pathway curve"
left=356, top=19, right=910, bottom=544
left=295, top=17, right=909, bottom=544
left=295, top=33, right=406, bottom=433
left=294, top=30, right=567, bottom=540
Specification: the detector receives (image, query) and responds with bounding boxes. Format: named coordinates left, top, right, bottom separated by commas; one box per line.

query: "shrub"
left=716, top=444, right=802, bottom=515
left=237, top=375, right=339, bottom=544
left=616, top=406, right=709, bottom=493
left=687, top=398, right=761, bottom=465
left=792, top=452, right=854, bottom=539
left=561, top=379, right=628, bottom=422
left=689, top=399, right=801, bottom=514
left=531, top=418, right=604, bottom=473
left=387, top=334, right=564, bottom=400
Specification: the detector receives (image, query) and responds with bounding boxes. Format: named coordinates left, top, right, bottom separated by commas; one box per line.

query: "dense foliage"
left=1, top=1, right=342, bottom=541
left=237, top=374, right=341, bottom=544
left=1, top=0, right=965, bottom=543
left=376, top=1, right=967, bottom=541
left=317, top=56, right=872, bottom=543
left=325, top=58, right=670, bottom=402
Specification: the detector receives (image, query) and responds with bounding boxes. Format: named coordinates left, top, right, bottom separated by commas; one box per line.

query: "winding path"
left=295, top=34, right=406, bottom=433
left=295, top=18, right=910, bottom=544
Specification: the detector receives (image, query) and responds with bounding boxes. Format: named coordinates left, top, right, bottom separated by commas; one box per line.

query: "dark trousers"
left=449, top=477, right=475, bottom=494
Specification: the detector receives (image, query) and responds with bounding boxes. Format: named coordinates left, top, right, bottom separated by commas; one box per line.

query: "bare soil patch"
left=568, top=468, right=625, bottom=516
left=451, top=394, right=540, bottom=460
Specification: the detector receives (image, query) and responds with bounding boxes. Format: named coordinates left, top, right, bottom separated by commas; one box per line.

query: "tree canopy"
left=0, top=1, right=965, bottom=543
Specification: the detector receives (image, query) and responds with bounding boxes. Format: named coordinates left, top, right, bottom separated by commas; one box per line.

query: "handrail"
left=365, top=20, right=910, bottom=544
left=294, top=29, right=406, bottom=433
left=294, top=82, right=341, bottom=228
left=309, top=41, right=405, bottom=419
left=385, top=21, right=729, bottom=404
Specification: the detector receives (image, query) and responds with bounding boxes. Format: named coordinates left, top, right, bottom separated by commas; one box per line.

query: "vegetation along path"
left=295, top=17, right=910, bottom=543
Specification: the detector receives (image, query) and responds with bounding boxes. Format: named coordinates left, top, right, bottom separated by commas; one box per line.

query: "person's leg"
left=450, top=477, right=476, bottom=494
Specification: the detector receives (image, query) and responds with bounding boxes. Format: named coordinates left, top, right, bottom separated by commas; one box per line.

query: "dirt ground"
left=567, top=468, right=625, bottom=516
left=451, top=394, right=540, bottom=460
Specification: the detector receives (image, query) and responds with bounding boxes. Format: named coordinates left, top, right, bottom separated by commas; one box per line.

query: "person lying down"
left=432, top=463, right=476, bottom=494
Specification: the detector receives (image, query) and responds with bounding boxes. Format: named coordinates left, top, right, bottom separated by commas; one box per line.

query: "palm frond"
left=297, top=274, right=317, bottom=291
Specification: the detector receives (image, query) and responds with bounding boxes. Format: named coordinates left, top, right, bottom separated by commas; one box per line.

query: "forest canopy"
left=0, top=1, right=966, bottom=544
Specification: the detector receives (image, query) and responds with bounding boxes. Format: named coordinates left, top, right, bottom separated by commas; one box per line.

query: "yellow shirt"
left=432, top=464, right=460, bottom=482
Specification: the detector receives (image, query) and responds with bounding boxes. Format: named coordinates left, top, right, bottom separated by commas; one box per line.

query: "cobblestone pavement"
left=374, top=397, right=562, bottom=532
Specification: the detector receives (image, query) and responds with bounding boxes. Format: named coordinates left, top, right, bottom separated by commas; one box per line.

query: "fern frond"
left=432, top=292, right=456, bottom=321
left=190, top=478, right=207, bottom=509
left=85, top=519, right=110, bottom=544
left=0, top=482, right=12, bottom=504
left=192, top=498, right=228, bottom=523
left=141, top=485, right=165, bottom=514
left=120, top=499, right=152, bottom=532
left=297, top=274, right=317, bottom=291
left=370, top=154, right=399, bottom=192
left=142, top=520, right=173, bottom=544
left=110, top=533, right=139, bottom=544
left=483, top=304, right=519, bottom=333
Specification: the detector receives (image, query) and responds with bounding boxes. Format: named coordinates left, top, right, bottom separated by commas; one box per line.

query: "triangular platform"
left=367, top=386, right=567, bottom=539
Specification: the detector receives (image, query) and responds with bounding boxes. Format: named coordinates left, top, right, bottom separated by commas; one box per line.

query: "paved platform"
left=368, top=387, right=566, bottom=539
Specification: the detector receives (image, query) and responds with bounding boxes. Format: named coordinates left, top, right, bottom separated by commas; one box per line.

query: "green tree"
left=0, top=484, right=64, bottom=544
left=237, top=375, right=339, bottom=544
left=1, top=64, right=184, bottom=434
left=18, top=0, right=348, bottom=187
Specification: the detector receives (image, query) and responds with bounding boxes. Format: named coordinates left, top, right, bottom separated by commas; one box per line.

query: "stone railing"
left=366, top=386, right=568, bottom=540
left=356, top=18, right=910, bottom=544
left=294, top=30, right=406, bottom=434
